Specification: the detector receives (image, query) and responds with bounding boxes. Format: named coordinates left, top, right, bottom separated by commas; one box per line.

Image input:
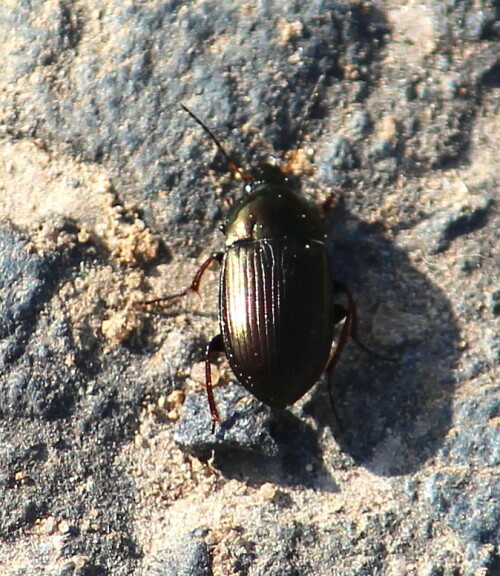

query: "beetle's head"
left=249, top=163, right=290, bottom=191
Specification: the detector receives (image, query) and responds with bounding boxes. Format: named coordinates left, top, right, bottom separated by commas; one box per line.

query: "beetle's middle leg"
left=328, top=280, right=395, bottom=364
left=325, top=297, right=351, bottom=374
left=326, top=281, right=396, bottom=431
left=205, top=333, right=225, bottom=433
left=323, top=299, right=351, bottom=432
left=141, top=252, right=224, bottom=307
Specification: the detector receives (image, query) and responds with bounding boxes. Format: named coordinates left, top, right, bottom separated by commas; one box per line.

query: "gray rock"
left=140, top=531, right=212, bottom=576
left=0, top=1, right=498, bottom=575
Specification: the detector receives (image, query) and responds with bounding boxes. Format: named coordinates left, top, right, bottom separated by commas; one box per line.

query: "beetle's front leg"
left=141, top=252, right=224, bottom=307
left=205, top=334, right=225, bottom=433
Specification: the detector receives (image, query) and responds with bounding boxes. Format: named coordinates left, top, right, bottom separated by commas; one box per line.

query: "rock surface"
left=0, top=1, right=498, bottom=575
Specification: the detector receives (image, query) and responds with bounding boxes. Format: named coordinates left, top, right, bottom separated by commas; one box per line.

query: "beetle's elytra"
left=146, top=100, right=383, bottom=432
left=220, top=164, right=334, bottom=409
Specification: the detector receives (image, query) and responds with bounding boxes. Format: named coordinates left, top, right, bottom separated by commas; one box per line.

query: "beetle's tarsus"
left=139, top=253, right=223, bottom=309
left=138, top=291, right=187, bottom=309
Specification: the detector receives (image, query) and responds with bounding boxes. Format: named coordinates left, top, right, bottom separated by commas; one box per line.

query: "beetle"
left=147, top=100, right=384, bottom=432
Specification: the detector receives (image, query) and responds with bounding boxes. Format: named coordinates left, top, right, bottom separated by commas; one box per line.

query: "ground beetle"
left=147, top=96, right=385, bottom=432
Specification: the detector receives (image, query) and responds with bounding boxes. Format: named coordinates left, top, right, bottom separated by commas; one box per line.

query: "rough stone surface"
left=0, top=1, right=498, bottom=575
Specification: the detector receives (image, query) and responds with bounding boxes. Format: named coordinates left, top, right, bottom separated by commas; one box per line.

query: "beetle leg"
left=332, top=303, right=347, bottom=324
left=205, top=334, right=225, bottom=433
left=140, top=252, right=224, bottom=307
left=324, top=307, right=351, bottom=432
left=325, top=302, right=352, bottom=373
left=326, top=281, right=385, bottom=431
left=332, top=280, right=396, bottom=361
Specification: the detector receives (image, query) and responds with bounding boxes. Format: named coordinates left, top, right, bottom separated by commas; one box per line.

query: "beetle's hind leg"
left=205, top=334, right=225, bottom=433
left=139, top=252, right=224, bottom=308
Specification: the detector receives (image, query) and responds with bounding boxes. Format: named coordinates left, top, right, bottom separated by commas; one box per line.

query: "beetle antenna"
left=181, top=104, right=252, bottom=182
left=283, top=74, right=325, bottom=173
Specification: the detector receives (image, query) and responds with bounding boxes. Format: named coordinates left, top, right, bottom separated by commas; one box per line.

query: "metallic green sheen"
left=225, top=165, right=325, bottom=245
left=220, top=239, right=334, bottom=408
left=219, top=164, right=335, bottom=408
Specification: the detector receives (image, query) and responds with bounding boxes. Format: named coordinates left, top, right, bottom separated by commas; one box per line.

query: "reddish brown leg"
left=325, top=299, right=352, bottom=373
left=333, top=280, right=397, bottom=361
left=205, top=334, right=225, bottom=433
left=327, top=279, right=397, bottom=370
left=324, top=301, right=351, bottom=432
left=325, top=280, right=390, bottom=431
left=141, top=252, right=223, bottom=307
left=139, top=253, right=225, bottom=432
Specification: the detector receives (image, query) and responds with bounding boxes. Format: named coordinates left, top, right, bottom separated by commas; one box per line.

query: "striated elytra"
left=220, top=163, right=335, bottom=409
left=145, top=102, right=385, bottom=432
